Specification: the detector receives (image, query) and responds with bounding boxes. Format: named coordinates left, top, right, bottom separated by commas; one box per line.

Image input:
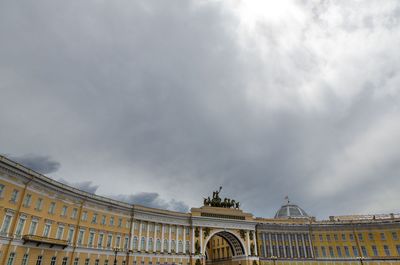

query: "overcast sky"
left=1, top=0, right=400, bottom=219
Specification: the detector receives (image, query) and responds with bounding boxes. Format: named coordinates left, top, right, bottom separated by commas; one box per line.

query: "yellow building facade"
left=0, top=155, right=399, bottom=265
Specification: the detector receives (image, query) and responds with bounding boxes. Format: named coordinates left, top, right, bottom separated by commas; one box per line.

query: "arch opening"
left=205, top=231, right=246, bottom=265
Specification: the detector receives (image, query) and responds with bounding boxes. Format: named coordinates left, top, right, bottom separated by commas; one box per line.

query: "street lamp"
left=357, top=256, right=365, bottom=265
left=271, top=256, right=277, bottom=265
left=114, top=248, right=122, bottom=265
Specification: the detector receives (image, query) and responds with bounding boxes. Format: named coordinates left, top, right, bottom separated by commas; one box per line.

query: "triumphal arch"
left=190, top=187, right=258, bottom=265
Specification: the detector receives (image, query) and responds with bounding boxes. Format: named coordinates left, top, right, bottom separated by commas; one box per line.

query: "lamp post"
left=271, top=256, right=277, bottom=265
left=114, top=248, right=122, bottom=265
left=357, top=256, right=365, bottom=265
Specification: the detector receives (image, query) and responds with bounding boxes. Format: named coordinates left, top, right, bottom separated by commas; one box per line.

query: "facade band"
left=0, top=155, right=399, bottom=265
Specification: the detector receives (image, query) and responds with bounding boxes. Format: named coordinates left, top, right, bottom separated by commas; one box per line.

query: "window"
left=98, top=233, right=104, bottom=248
left=107, top=234, right=113, bottom=248
left=384, top=245, right=390, bottom=256
left=396, top=245, right=400, bottom=255
left=10, top=189, right=19, bottom=203
left=104, top=260, right=108, bottom=265
left=148, top=238, right=153, bottom=251
left=321, top=246, right=326, bottom=257
left=344, top=246, right=350, bottom=257
left=372, top=245, right=378, bottom=256
left=36, top=256, right=43, bottom=265
left=82, top=211, right=88, bottom=221
left=116, top=235, right=121, bottom=248
left=336, top=246, right=342, bottom=257
left=7, top=252, right=15, bottom=265
left=92, top=213, right=98, bottom=224
left=358, top=233, right=363, bottom=241
left=133, top=237, right=138, bottom=250
left=326, top=235, right=331, bottom=242
left=124, top=236, right=129, bottom=249
left=361, top=246, right=368, bottom=257
left=392, top=232, right=398, bottom=240
left=56, top=226, right=64, bottom=240
left=110, top=217, right=114, bottom=226
left=329, top=246, right=334, bottom=257
left=48, top=202, right=56, bottom=214
left=88, top=231, right=95, bottom=247
left=178, top=240, right=183, bottom=253
left=85, top=258, right=90, bottom=265
left=381, top=233, right=386, bottom=240
left=50, top=257, right=57, bottom=265
left=101, top=215, right=106, bottom=225
left=164, top=239, right=168, bottom=252
left=67, top=228, right=74, bottom=243
left=185, top=241, right=190, bottom=253
left=141, top=223, right=146, bottom=232
left=349, top=234, right=354, bottom=241
left=78, top=230, right=85, bottom=245
left=118, top=218, right=122, bottom=228
left=319, top=234, right=323, bottom=241
left=61, top=206, right=68, bottom=216
left=23, top=194, right=32, bottom=207
left=15, top=217, right=26, bottom=236
left=352, top=246, right=359, bottom=257
left=43, top=224, right=51, bottom=237
left=156, top=239, right=161, bottom=252
left=185, top=227, right=190, bottom=236
left=95, top=260, right=99, bottom=265
left=29, top=220, right=38, bottom=235
left=62, top=257, right=68, bottom=265
left=73, top=258, right=79, bottom=265
left=368, top=233, right=374, bottom=240
left=313, top=247, right=319, bottom=257
left=334, top=234, right=338, bottom=241
left=71, top=208, right=78, bottom=219
left=134, top=222, right=138, bottom=230
left=1, top=215, right=12, bottom=235
left=178, top=227, right=182, bottom=236
left=0, top=184, right=5, bottom=198
left=35, top=198, right=43, bottom=211
left=171, top=240, right=176, bottom=252
left=141, top=237, right=146, bottom=250
left=341, top=234, right=346, bottom=241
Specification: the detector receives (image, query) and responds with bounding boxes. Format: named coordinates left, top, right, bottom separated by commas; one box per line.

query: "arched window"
left=133, top=237, right=138, bottom=251
left=185, top=241, right=190, bottom=254
left=141, top=237, right=146, bottom=250
left=171, top=240, right=176, bottom=252
left=156, top=239, right=161, bottom=252
left=178, top=240, right=183, bottom=253
left=149, top=238, right=154, bottom=251
left=163, top=239, right=168, bottom=252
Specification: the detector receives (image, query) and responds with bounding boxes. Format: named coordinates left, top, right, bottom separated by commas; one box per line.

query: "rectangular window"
left=344, top=246, right=350, bottom=257
left=36, top=256, right=43, bottom=265
left=118, top=218, right=123, bottom=227
left=88, top=231, right=95, bottom=247
left=48, top=202, right=56, bottom=214
left=358, top=233, right=363, bottom=241
left=78, top=230, right=85, bottom=245
left=71, top=208, right=78, bottom=219
left=352, top=246, right=359, bottom=257
left=384, top=245, right=390, bottom=256
left=319, top=235, right=323, bottom=241
left=107, top=234, right=113, bottom=248
left=341, top=233, right=346, bottom=241
left=321, top=246, right=326, bottom=257
left=392, top=232, right=398, bottom=240
left=98, top=234, right=104, bottom=248
left=92, top=213, right=98, bottom=224
left=73, top=258, right=79, bottom=265
left=23, top=194, right=32, bottom=207
left=82, top=211, right=88, bottom=221
left=334, top=234, right=338, bottom=241
left=61, top=206, right=68, bottom=216
left=67, top=228, right=74, bottom=243
left=15, top=217, right=26, bottom=236
left=50, top=257, right=57, bottom=265
left=0, top=184, right=5, bottom=198
left=101, top=215, right=106, bottom=225
left=43, top=224, right=51, bottom=237
left=62, top=257, right=68, bottom=265
left=368, top=233, right=374, bottom=241
left=95, top=260, right=99, bottom=265
left=85, top=258, right=90, bottom=265
left=56, top=226, right=64, bottom=240
left=381, top=233, right=386, bottom=240
left=7, top=253, right=15, bottom=265
left=104, top=260, right=108, bottom=265
left=326, top=235, right=331, bottom=242
left=21, top=254, right=29, bottom=265
left=35, top=198, right=43, bottom=211
left=372, top=245, right=378, bottom=256
left=336, top=246, right=342, bottom=257
left=1, top=215, right=13, bottom=235
left=124, top=236, right=129, bottom=249
left=361, top=246, right=368, bottom=257
left=110, top=217, right=114, bottom=226
left=10, top=189, right=19, bottom=203
left=396, top=245, right=400, bottom=255
left=313, top=247, right=319, bottom=257
left=29, top=220, right=38, bottom=235
left=329, top=246, right=334, bottom=257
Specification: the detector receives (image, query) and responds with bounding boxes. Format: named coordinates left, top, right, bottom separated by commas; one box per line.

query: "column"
left=146, top=222, right=150, bottom=252
left=183, top=226, right=186, bottom=254
left=262, top=233, right=267, bottom=257
left=200, top=227, right=203, bottom=254
left=153, top=223, right=157, bottom=252
left=176, top=226, right=179, bottom=253
left=191, top=227, right=195, bottom=254
left=168, top=225, right=172, bottom=253
left=288, top=234, right=293, bottom=258
left=268, top=233, right=273, bottom=257
left=301, top=234, right=307, bottom=258
left=308, top=233, right=314, bottom=258
left=247, top=230, right=251, bottom=255
left=138, top=221, right=143, bottom=252
left=275, top=234, right=280, bottom=257
left=130, top=220, right=135, bottom=250
left=294, top=234, right=300, bottom=258
left=254, top=231, right=258, bottom=256
left=161, top=224, right=165, bottom=253
left=282, top=234, right=286, bottom=258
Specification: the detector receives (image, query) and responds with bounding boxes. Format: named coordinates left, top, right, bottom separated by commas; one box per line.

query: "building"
left=0, top=155, right=399, bottom=265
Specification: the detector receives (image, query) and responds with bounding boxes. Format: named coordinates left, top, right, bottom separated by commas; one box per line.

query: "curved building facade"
left=0, top=155, right=399, bottom=265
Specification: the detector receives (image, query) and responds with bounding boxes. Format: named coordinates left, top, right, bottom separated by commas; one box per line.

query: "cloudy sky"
left=1, top=0, right=400, bottom=219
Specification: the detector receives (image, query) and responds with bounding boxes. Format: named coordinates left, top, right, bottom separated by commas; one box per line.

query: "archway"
left=204, top=230, right=246, bottom=265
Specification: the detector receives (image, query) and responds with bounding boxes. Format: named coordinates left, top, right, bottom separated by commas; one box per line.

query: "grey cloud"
left=6, top=154, right=61, bottom=174
left=0, top=0, right=400, bottom=219
left=59, top=179, right=99, bottom=194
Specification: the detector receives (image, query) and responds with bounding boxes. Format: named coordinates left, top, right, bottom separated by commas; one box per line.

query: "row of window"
left=312, top=232, right=398, bottom=242
left=132, top=236, right=190, bottom=254
left=6, top=254, right=189, bottom=265
left=314, top=244, right=400, bottom=257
